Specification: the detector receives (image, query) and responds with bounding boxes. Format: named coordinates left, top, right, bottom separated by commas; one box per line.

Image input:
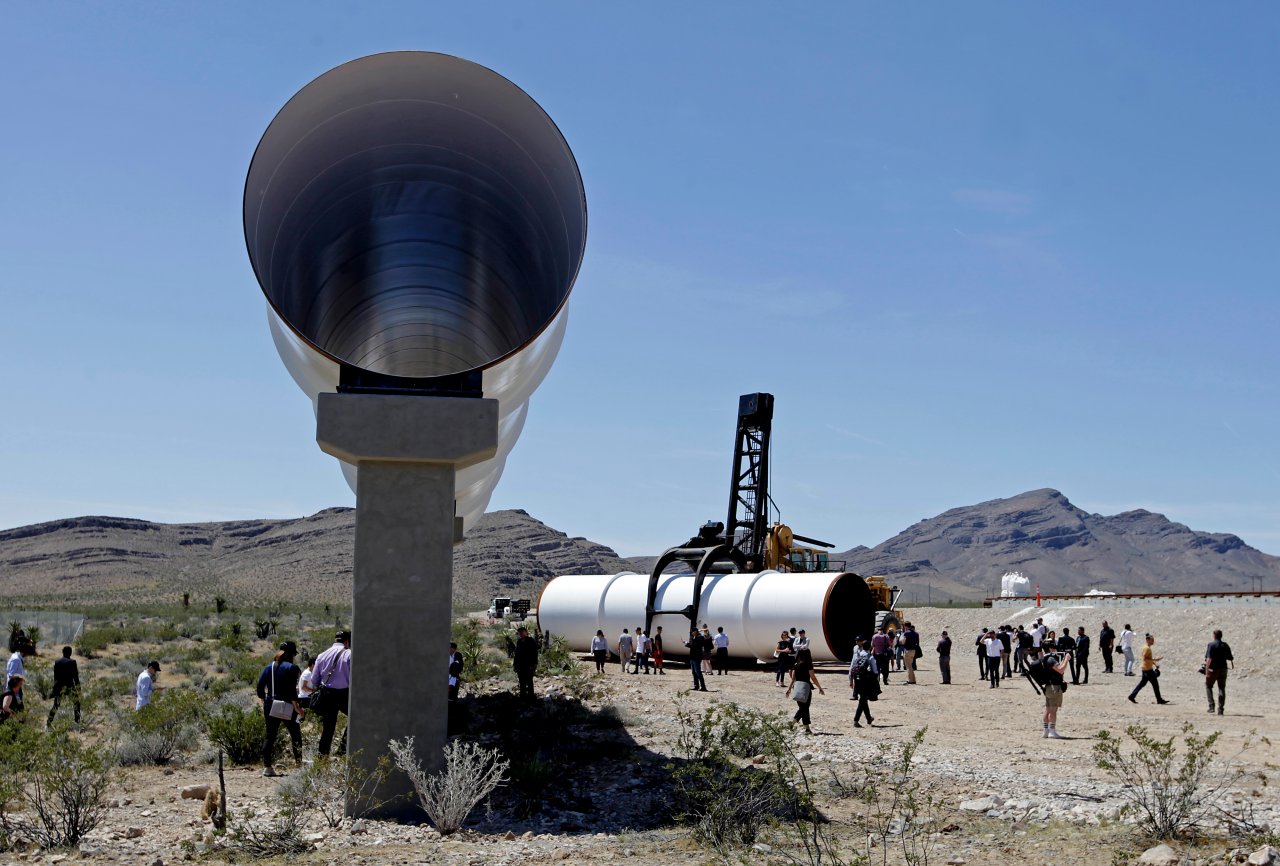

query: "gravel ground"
left=10, top=599, right=1274, bottom=866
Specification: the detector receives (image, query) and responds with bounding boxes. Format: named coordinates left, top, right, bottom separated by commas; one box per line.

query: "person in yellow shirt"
left=1127, top=633, right=1171, bottom=705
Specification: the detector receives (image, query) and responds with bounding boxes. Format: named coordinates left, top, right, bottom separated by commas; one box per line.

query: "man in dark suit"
left=48, top=645, right=81, bottom=727
left=513, top=627, right=540, bottom=702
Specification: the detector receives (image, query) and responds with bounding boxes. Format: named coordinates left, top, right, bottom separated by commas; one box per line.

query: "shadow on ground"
left=446, top=692, right=679, bottom=836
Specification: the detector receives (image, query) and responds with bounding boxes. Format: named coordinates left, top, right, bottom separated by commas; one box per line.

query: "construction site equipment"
left=537, top=393, right=903, bottom=661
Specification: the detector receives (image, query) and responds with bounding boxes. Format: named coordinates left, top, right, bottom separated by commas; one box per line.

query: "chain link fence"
left=3, top=609, right=87, bottom=649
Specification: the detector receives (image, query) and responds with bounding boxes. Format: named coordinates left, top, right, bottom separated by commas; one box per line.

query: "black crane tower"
left=726, top=392, right=773, bottom=566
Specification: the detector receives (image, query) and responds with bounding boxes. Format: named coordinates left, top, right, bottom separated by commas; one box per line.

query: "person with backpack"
left=849, top=638, right=880, bottom=727
left=1204, top=629, right=1234, bottom=715
left=1027, top=652, right=1071, bottom=739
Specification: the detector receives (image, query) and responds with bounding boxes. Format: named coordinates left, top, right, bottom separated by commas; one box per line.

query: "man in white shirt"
left=633, top=629, right=650, bottom=674
left=7, top=649, right=27, bottom=683
left=1119, top=625, right=1137, bottom=676
left=983, top=631, right=1004, bottom=688
left=135, top=660, right=161, bottom=711
left=713, top=627, right=730, bottom=675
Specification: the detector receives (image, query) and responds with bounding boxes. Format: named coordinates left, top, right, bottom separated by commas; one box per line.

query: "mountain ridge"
left=1, top=489, right=1275, bottom=607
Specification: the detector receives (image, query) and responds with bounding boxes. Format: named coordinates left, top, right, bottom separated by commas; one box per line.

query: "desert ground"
left=2, top=598, right=1276, bottom=866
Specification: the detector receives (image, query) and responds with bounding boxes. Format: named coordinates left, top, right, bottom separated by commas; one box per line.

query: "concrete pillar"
left=316, top=392, right=498, bottom=820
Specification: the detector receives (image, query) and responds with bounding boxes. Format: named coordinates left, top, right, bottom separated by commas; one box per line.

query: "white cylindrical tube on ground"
left=537, top=571, right=880, bottom=663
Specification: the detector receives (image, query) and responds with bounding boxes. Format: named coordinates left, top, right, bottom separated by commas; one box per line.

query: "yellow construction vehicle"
left=764, top=521, right=902, bottom=633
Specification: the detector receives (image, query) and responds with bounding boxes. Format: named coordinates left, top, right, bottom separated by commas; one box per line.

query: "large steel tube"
left=246, top=52, right=586, bottom=531
left=537, top=571, right=880, bottom=663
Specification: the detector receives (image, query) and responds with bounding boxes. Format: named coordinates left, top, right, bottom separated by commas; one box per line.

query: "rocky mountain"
left=834, top=488, right=1280, bottom=601
left=1, top=489, right=1275, bottom=609
left=0, top=508, right=629, bottom=609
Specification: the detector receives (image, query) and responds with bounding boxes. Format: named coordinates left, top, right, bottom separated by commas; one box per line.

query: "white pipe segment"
left=270, top=303, right=566, bottom=535
left=247, top=53, right=586, bottom=539
left=537, top=571, right=874, bottom=663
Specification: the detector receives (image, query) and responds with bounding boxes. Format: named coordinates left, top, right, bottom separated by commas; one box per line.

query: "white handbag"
left=268, top=664, right=295, bottom=720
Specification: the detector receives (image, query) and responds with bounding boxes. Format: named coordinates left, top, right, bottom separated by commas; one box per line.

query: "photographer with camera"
left=1025, top=650, right=1071, bottom=738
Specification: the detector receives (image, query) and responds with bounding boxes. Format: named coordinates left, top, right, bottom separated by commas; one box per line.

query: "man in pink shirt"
left=310, top=630, right=352, bottom=755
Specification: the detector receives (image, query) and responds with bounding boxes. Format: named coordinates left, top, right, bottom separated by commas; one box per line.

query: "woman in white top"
left=590, top=630, right=609, bottom=673
left=297, top=656, right=316, bottom=719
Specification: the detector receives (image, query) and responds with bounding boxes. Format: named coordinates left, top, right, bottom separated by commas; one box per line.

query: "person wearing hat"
left=257, top=640, right=304, bottom=776
left=135, top=660, right=162, bottom=711
left=793, top=629, right=811, bottom=653
left=310, top=630, right=352, bottom=755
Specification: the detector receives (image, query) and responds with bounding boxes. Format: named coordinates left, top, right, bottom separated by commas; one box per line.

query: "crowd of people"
left=0, top=613, right=1240, bottom=760
left=563, top=616, right=1238, bottom=739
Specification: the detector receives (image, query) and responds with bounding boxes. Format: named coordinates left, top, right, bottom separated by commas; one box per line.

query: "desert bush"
left=85, top=674, right=133, bottom=704
left=276, top=752, right=393, bottom=828
left=217, top=622, right=249, bottom=653
left=670, top=701, right=804, bottom=852
left=1094, top=723, right=1268, bottom=840
left=204, top=702, right=272, bottom=766
left=115, top=690, right=203, bottom=765
left=3, top=730, right=115, bottom=849
left=228, top=806, right=310, bottom=857
left=218, top=647, right=267, bottom=686
left=388, top=736, right=508, bottom=834
left=451, top=620, right=505, bottom=681
left=535, top=633, right=575, bottom=676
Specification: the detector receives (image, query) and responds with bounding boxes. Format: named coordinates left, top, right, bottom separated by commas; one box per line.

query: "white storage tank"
left=537, top=570, right=882, bottom=663
left=1000, top=571, right=1032, bottom=597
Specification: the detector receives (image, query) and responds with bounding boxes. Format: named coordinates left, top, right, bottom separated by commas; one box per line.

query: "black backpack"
left=1025, top=655, right=1066, bottom=691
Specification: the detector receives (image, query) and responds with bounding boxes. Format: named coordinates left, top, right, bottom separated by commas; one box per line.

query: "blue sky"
left=2, top=4, right=1277, bottom=561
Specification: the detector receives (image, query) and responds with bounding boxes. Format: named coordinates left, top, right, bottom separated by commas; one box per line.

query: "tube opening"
left=245, top=52, right=587, bottom=380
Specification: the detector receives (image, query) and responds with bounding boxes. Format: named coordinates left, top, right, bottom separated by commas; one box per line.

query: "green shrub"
left=535, top=634, right=576, bottom=677
left=0, top=725, right=114, bottom=849
left=218, top=647, right=268, bottom=686
left=1094, top=723, right=1268, bottom=840
left=204, top=702, right=272, bottom=766
left=116, top=690, right=203, bottom=765
left=217, top=622, right=249, bottom=652
left=670, top=701, right=804, bottom=852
